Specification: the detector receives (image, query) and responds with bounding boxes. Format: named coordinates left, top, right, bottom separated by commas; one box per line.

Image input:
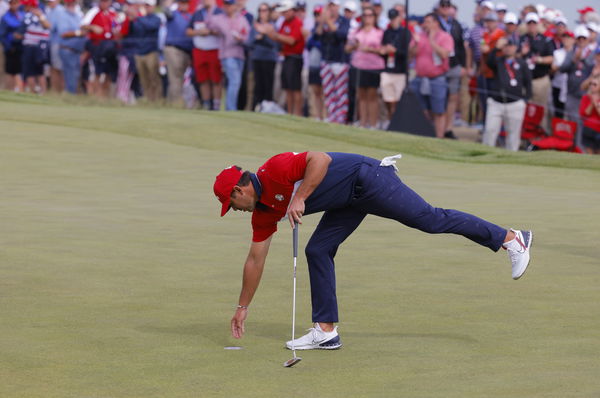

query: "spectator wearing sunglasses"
left=345, top=6, right=383, bottom=128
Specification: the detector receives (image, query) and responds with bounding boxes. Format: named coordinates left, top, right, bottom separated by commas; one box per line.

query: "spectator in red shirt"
left=257, top=0, right=305, bottom=116
left=81, top=0, right=118, bottom=98
left=579, top=74, right=600, bottom=154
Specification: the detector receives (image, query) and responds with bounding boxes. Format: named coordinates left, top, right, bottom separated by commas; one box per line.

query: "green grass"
left=1, top=92, right=599, bottom=398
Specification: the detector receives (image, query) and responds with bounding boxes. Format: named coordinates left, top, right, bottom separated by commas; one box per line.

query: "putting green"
left=1, top=92, right=599, bottom=397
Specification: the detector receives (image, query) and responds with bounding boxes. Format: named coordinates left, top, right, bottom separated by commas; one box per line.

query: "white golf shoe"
left=285, top=323, right=342, bottom=350
left=503, top=229, right=533, bottom=280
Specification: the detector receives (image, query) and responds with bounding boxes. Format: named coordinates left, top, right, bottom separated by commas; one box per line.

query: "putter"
left=283, top=222, right=302, bottom=368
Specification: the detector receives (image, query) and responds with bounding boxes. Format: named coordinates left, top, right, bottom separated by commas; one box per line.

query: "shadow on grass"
left=136, top=321, right=291, bottom=346
left=346, top=330, right=479, bottom=344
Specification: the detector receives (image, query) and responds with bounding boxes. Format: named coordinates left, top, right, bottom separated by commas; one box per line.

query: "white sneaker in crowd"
left=285, top=323, right=342, bottom=350
left=503, top=229, right=533, bottom=280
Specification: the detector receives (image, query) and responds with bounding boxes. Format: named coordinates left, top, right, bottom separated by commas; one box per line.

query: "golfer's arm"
left=237, top=236, right=272, bottom=307
left=294, top=152, right=332, bottom=201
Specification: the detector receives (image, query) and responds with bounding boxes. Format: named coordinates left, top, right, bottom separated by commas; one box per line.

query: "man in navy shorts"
left=214, top=152, right=533, bottom=350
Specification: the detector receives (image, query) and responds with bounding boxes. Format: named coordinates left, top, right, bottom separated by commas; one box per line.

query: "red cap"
left=213, top=166, right=243, bottom=216
left=563, top=30, right=574, bottom=38
left=577, top=6, right=594, bottom=15
left=22, top=0, right=39, bottom=7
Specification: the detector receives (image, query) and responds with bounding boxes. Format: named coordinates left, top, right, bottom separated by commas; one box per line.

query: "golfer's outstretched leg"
left=355, top=165, right=532, bottom=279
left=285, top=207, right=366, bottom=351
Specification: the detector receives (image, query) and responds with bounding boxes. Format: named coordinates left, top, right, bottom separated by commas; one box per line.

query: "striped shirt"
left=22, top=12, right=50, bottom=46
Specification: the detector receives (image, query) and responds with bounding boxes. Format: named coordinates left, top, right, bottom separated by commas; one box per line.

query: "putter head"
left=283, top=357, right=302, bottom=368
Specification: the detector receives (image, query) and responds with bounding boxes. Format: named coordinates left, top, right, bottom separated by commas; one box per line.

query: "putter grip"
left=293, top=222, right=298, bottom=257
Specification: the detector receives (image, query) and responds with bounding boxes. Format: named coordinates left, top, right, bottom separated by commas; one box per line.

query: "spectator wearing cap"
left=248, top=2, right=278, bottom=109
left=559, top=25, right=595, bottom=130
left=550, top=29, right=574, bottom=119
left=380, top=7, right=408, bottom=122
left=163, top=0, right=193, bottom=105
left=436, top=0, right=468, bottom=139
left=479, top=11, right=505, bottom=120
left=482, top=37, right=532, bottom=151
left=81, top=0, right=119, bottom=98
left=313, top=0, right=350, bottom=124
left=46, top=0, right=64, bottom=93
left=18, top=0, right=51, bottom=94
left=372, top=0, right=387, bottom=29
left=468, top=1, right=493, bottom=67
left=345, top=5, right=383, bottom=128
left=306, top=4, right=326, bottom=119
left=577, top=7, right=595, bottom=25
left=551, top=16, right=568, bottom=50
left=130, top=0, right=162, bottom=102
left=0, top=0, right=24, bottom=91
left=540, top=9, right=557, bottom=35
left=257, top=0, right=305, bottom=116
left=409, top=12, right=454, bottom=138
left=503, top=12, right=519, bottom=43
left=495, top=2, right=507, bottom=28
left=186, top=0, right=223, bottom=110
left=579, top=68, right=600, bottom=154
left=207, top=0, right=250, bottom=111
left=343, top=1, right=358, bottom=30
left=519, top=12, right=554, bottom=131
left=52, top=0, right=86, bottom=94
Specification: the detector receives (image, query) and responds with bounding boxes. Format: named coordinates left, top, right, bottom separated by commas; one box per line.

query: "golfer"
left=214, top=152, right=533, bottom=350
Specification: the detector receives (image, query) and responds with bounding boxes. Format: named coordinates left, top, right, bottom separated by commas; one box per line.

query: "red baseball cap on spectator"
left=577, top=7, right=595, bottom=15
left=22, top=0, right=39, bottom=7
left=214, top=166, right=243, bottom=216
left=562, top=30, right=574, bottom=38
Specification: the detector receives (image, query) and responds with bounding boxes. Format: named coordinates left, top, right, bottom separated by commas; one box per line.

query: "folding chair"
left=528, top=117, right=583, bottom=153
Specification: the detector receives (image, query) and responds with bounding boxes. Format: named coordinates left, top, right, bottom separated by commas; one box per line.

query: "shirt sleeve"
left=283, top=151, right=308, bottom=183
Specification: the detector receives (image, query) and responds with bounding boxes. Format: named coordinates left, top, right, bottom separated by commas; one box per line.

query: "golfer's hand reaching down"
left=287, top=196, right=305, bottom=228
left=231, top=307, right=248, bottom=338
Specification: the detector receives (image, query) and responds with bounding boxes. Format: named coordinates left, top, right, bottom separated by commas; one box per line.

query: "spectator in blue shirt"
left=0, top=0, right=24, bottom=91
left=132, top=0, right=162, bottom=102
left=163, top=0, right=193, bottom=105
left=52, top=0, right=86, bottom=93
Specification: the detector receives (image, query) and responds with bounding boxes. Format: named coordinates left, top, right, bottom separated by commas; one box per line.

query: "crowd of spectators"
left=1, top=0, right=600, bottom=153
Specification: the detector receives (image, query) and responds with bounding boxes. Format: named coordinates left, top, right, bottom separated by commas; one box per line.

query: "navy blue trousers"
left=305, top=161, right=507, bottom=323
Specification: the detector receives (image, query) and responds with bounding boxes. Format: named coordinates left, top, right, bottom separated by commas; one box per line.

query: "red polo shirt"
left=85, top=7, right=117, bottom=44
left=279, top=17, right=304, bottom=56
left=580, top=94, right=600, bottom=131
left=251, top=152, right=308, bottom=242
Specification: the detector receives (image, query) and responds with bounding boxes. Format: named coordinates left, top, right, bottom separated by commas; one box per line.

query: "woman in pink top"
left=345, top=7, right=384, bottom=128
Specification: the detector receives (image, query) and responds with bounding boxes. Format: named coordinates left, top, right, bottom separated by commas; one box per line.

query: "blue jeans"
left=409, top=75, right=448, bottom=114
left=222, top=57, right=244, bottom=111
left=59, top=48, right=81, bottom=94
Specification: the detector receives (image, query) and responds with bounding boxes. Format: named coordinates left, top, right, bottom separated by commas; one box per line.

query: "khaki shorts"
left=380, top=72, right=406, bottom=103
